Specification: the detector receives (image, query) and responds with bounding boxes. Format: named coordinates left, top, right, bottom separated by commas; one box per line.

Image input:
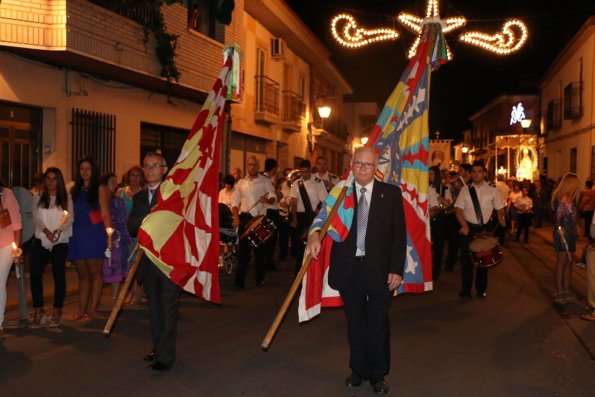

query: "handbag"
left=0, top=190, right=12, bottom=229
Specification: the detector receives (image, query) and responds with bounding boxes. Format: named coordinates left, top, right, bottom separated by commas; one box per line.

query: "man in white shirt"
left=455, top=161, right=506, bottom=299
left=290, top=159, right=327, bottom=274
left=231, top=156, right=276, bottom=288
left=313, top=155, right=339, bottom=192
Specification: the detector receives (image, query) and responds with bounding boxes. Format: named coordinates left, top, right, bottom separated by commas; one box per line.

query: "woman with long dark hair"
left=68, top=156, right=112, bottom=321
left=0, top=177, right=22, bottom=334
left=31, top=167, right=73, bottom=327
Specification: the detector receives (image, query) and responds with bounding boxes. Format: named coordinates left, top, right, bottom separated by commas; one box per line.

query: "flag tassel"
left=261, top=184, right=350, bottom=351
left=103, top=244, right=143, bottom=336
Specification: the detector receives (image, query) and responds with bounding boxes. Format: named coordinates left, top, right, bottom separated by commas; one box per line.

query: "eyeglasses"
left=143, top=163, right=165, bottom=170
left=353, top=161, right=375, bottom=169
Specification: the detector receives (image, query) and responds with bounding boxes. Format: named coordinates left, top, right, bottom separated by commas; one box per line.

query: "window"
left=543, top=156, right=548, bottom=176
left=563, top=82, right=583, bottom=119
left=187, top=0, right=224, bottom=43
left=141, top=123, right=189, bottom=169
left=298, top=76, right=306, bottom=102
left=546, top=99, right=561, bottom=131
left=71, top=108, right=115, bottom=178
left=570, top=147, right=577, bottom=174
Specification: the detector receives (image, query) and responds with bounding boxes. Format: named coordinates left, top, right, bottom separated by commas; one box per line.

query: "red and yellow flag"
left=138, top=48, right=238, bottom=303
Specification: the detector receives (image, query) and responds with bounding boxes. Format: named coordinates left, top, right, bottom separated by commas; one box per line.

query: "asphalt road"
left=1, top=235, right=594, bottom=397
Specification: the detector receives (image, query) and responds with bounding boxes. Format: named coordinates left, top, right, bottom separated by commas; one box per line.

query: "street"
left=1, top=229, right=594, bottom=397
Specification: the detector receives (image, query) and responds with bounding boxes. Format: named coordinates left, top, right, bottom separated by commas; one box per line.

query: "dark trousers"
left=430, top=215, right=446, bottom=279
left=293, top=212, right=312, bottom=275
left=584, top=211, right=594, bottom=237
left=340, top=260, right=392, bottom=380
left=445, top=213, right=460, bottom=270
left=277, top=216, right=290, bottom=260
left=142, top=259, right=181, bottom=367
left=460, top=224, right=488, bottom=295
left=533, top=206, right=544, bottom=228
left=30, top=239, right=67, bottom=309
left=235, top=213, right=266, bottom=287
left=516, top=213, right=532, bottom=242
left=264, top=209, right=279, bottom=270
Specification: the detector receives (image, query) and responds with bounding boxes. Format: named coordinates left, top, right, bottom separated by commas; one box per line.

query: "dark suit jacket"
left=329, top=180, right=407, bottom=290
left=127, top=187, right=158, bottom=281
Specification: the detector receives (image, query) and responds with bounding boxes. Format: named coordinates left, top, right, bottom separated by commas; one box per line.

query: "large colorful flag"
left=298, top=24, right=446, bottom=322
left=137, top=47, right=239, bottom=303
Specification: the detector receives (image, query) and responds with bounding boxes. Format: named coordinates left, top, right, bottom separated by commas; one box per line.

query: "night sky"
left=286, top=0, right=595, bottom=141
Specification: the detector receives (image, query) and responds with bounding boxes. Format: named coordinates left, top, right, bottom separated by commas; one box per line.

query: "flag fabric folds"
left=137, top=48, right=237, bottom=303
left=298, top=24, right=446, bottom=322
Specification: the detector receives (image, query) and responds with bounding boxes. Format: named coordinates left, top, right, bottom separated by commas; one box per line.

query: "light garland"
left=330, top=0, right=528, bottom=58
left=459, top=19, right=528, bottom=55
left=330, top=13, right=399, bottom=48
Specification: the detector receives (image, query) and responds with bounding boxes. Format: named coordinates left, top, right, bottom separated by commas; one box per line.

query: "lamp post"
left=461, top=144, right=469, bottom=163
left=317, top=105, right=331, bottom=130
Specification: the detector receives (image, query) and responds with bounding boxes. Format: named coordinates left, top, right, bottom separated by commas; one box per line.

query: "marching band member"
left=262, top=158, right=280, bottom=271
left=454, top=161, right=506, bottom=299
left=428, top=166, right=451, bottom=280
left=290, top=159, right=327, bottom=275
left=231, top=156, right=276, bottom=288
left=313, top=155, right=339, bottom=192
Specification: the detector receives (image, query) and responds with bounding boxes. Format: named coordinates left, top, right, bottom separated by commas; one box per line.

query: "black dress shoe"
left=477, top=292, right=487, bottom=298
left=345, top=372, right=362, bottom=387
left=458, top=291, right=472, bottom=299
left=143, top=351, right=157, bottom=362
left=147, top=361, right=170, bottom=371
left=371, top=378, right=389, bottom=394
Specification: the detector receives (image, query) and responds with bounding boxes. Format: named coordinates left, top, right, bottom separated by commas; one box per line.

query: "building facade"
left=231, top=0, right=352, bottom=177
left=0, top=0, right=245, bottom=186
left=540, top=16, right=595, bottom=182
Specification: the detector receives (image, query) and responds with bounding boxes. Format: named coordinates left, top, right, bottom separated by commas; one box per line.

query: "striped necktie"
left=356, top=187, right=368, bottom=253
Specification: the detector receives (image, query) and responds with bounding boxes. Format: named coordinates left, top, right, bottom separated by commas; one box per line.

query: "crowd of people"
left=0, top=157, right=149, bottom=333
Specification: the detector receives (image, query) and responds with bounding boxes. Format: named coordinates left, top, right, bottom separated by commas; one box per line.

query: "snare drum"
left=240, top=215, right=277, bottom=248
left=468, top=233, right=503, bottom=268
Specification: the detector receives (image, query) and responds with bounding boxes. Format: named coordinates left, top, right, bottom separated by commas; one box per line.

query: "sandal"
left=72, top=312, right=86, bottom=321
left=49, top=308, right=62, bottom=328
left=31, top=309, right=48, bottom=329
left=554, top=292, right=568, bottom=306
left=580, top=313, right=595, bottom=321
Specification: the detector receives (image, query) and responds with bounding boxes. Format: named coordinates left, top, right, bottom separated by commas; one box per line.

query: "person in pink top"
left=0, top=180, right=23, bottom=334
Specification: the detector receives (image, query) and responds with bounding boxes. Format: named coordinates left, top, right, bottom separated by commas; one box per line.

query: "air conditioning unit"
left=271, top=38, right=284, bottom=58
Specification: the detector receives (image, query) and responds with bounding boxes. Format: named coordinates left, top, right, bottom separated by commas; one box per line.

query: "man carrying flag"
left=306, top=147, right=406, bottom=394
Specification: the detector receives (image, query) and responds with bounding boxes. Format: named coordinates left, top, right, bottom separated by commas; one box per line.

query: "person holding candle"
left=30, top=167, right=73, bottom=328
left=0, top=178, right=22, bottom=334
left=68, top=157, right=112, bottom=321
left=100, top=172, right=131, bottom=301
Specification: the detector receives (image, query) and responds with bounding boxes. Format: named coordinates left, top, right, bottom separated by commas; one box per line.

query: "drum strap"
left=298, top=180, right=314, bottom=217
left=469, top=186, right=484, bottom=225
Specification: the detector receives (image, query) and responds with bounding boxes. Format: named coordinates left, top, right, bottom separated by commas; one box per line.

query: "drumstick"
left=246, top=194, right=269, bottom=213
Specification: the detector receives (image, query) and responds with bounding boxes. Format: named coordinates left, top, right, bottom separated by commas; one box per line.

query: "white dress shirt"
left=455, top=182, right=505, bottom=224
left=290, top=176, right=327, bottom=212
left=231, top=174, right=276, bottom=217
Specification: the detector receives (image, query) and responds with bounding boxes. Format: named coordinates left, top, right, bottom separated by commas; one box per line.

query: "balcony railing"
left=282, top=91, right=303, bottom=124
left=255, top=76, right=279, bottom=116
left=87, top=0, right=156, bottom=26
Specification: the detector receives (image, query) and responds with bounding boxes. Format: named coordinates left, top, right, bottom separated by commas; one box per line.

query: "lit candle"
left=106, top=227, right=115, bottom=250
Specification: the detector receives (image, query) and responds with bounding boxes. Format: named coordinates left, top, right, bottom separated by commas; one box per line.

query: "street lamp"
left=520, top=118, right=532, bottom=130
left=317, top=105, right=331, bottom=130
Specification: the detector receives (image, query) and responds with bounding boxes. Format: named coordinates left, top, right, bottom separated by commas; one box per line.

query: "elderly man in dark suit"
left=128, top=152, right=179, bottom=372
left=306, top=146, right=407, bottom=394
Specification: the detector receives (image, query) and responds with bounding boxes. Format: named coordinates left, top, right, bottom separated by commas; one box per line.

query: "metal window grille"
left=71, top=108, right=116, bottom=178
left=255, top=76, right=279, bottom=115
left=87, top=0, right=156, bottom=25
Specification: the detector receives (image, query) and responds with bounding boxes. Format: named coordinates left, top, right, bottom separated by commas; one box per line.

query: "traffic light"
left=211, top=0, right=235, bottom=25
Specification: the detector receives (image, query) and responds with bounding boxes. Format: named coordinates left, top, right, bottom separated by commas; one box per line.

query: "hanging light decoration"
left=330, top=13, right=399, bottom=48
left=459, top=19, right=529, bottom=55
left=330, top=0, right=528, bottom=58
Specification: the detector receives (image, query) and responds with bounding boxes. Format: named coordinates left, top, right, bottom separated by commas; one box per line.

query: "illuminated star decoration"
left=330, top=0, right=528, bottom=59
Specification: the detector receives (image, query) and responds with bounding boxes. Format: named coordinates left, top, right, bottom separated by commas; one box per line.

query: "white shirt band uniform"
left=455, top=183, right=505, bottom=224
left=289, top=177, right=327, bottom=213
left=232, top=174, right=276, bottom=217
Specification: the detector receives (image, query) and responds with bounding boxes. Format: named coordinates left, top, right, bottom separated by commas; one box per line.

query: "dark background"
left=286, top=0, right=595, bottom=141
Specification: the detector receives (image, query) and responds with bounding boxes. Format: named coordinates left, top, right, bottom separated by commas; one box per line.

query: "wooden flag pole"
left=261, top=184, right=350, bottom=351
left=103, top=244, right=144, bottom=337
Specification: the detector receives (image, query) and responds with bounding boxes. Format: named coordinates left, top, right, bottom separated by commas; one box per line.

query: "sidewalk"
left=5, top=262, right=79, bottom=312
left=516, top=221, right=589, bottom=299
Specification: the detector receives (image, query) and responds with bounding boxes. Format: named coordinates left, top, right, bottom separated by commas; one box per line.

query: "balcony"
left=564, top=82, right=583, bottom=120
left=0, top=0, right=225, bottom=102
left=281, top=91, right=303, bottom=131
left=254, top=76, right=279, bottom=124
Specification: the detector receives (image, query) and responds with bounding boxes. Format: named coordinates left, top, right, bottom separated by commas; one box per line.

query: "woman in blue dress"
left=551, top=173, right=580, bottom=306
left=68, top=157, right=112, bottom=321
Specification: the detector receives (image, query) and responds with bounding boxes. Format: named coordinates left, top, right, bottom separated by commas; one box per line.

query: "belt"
left=355, top=255, right=366, bottom=262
